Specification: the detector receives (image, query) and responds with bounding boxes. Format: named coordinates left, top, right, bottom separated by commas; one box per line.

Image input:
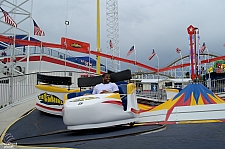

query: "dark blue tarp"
left=66, top=56, right=104, bottom=66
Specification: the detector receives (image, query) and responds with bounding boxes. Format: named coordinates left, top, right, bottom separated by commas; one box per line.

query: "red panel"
left=90, top=51, right=157, bottom=72
left=61, top=37, right=90, bottom=54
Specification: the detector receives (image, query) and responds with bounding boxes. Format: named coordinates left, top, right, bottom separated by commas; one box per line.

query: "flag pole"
left=155, top=53, right=160, bottom=101
left=26, top=0, right=33, bottom=75
left=9, top=7, right=18, bottom=104
left=39, top=41, right=42, bottom=72
left=64, top=34, right=67, bottom=77
left=112, top=44, right=114, bottom=72
left=196, top=29, right=200, bottom=78
left=96, top=0, right=101, bottom=75
left=206, top=48, right=211, bottom=90
left=179, top=51, right=184, bottom=88
left=88, top=47, right=90, bottom=77
left=9, top=24, right=16, bottom=105
left=105, top=42, right=108, bottom=73
left=64, top=19, right=69, bottom=76
left=134, top=44, right=137, bottom=72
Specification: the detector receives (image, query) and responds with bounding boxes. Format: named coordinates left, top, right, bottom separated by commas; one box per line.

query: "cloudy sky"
left=1, top=0, right=225, bottom=72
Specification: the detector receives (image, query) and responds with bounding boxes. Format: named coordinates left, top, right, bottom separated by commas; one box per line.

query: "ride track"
left=2, top=108, right=166, bottom=147
left=1, top=34, right=224, bottom=73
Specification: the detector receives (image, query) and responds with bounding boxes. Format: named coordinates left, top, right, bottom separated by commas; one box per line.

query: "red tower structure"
left=187, top=25, right=196, bottom=80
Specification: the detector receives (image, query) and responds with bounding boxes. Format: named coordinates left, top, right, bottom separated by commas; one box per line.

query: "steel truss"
left=106, top=0, right=120, bottom=72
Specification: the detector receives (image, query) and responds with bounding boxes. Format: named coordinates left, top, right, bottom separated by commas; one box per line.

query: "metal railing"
left=136, top=89, right=167, bottom=102
left=135, top=78, right=225, bottom=101
left=0, top=71, right=95, bottom=111
left=0, top=74, right=37, bottom=110
left=198, top=78, right=225, bottom=94
left=1, top=46, right=107, bottom=72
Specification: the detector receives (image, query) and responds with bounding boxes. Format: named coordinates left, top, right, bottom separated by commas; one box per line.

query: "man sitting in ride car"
left=92, top=73, right=119, bottom=94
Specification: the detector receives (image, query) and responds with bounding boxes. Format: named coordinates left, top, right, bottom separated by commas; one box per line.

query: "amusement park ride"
left=1, top=2, right=225, bottom=147
left=34, top=68, right=225, bottom=130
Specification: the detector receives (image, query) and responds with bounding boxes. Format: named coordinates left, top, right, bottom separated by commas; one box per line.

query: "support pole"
left=156, top=54, right=160, bottom=101
left=180, top=52, right=184, bottom=88
left=206, top=48, right=211, bottom=90
left=96, top=0, right=101, bottom=75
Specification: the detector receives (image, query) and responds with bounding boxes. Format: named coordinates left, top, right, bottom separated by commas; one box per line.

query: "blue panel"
left=118, top=84, right=127, bottom=94
left=67, top=89, right=93, bottom=99
left=121, top=96, right=127, bottom=111
left=151, top=83, right=158, bottom=91
left=66, top=56, right=105, bottom=67
left=0, top=35, right=40, bottom=50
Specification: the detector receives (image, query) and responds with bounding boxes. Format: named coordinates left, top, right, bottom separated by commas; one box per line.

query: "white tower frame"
left=0, top=0, right=32, bottom=74
left=106, top=0, right=120, bottom=72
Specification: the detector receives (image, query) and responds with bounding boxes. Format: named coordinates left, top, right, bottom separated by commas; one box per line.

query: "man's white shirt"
left=92, top=82, right=119, bottom=94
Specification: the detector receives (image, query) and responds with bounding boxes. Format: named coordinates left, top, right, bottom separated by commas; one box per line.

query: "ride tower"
left=106, top=0, right=120, bottom=72
left=0, top=0, right=33, bottom=75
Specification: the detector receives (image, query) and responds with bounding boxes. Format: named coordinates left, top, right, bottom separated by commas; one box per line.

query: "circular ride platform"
left=1, top=108, right=165, bottom=148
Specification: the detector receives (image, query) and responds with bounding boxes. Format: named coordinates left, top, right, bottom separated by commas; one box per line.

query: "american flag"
left=109, top=40, right=113, bottom=49
left=148, top=49, right=156, bottom=60
left=200, top=42, right=206, bottom=53
left=33, top=19, right=45, bottom=36
left=176, top=47, right=181, bottom=53
left=126, top=45, right=135, bottom=57
left=0, top=7, right=17, bottom=27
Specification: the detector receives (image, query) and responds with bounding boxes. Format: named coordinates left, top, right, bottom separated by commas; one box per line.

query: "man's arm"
left=92, top=86, right=97, bottom=94
left=112, top=83, right=119, bottom=93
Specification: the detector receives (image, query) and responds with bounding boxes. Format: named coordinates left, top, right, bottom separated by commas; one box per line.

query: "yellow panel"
left=208, top=94, right=225, bottom=103
left=190, top=92, right=197, bottom=106
left=106, top=93, right=121, bottom=100
left=197, top=94, right=204, bottom=105
left=35, top=84, right=81, bottom=93
left=151, top=94, right=183, bottom=111
left=165, top=88, right=179, bottom=93
left=138, top=103, right=153, bottom=110
left=127, top=83, right=136, bottom=94
left=64, top=93, right=68, bottom=104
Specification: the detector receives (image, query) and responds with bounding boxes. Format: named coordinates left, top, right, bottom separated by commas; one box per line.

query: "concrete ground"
left=1, top=99, right=225, bottom=149
left=0, top=99, right=36, bottom=134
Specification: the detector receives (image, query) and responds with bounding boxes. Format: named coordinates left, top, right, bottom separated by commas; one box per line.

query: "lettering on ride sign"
left=38, top=92, right=63, bottom=105
left=70, top=96, right=99, bottom=102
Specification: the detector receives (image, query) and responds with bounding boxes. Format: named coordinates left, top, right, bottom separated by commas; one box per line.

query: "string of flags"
left=125, top=45, right=157, bottom=60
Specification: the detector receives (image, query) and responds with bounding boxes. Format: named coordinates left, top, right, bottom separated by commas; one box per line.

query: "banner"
left=61, top=37, right=90, bottom=54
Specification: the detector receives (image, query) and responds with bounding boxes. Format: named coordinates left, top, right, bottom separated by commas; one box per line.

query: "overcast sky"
left=1, top=0, right=225, bottom=72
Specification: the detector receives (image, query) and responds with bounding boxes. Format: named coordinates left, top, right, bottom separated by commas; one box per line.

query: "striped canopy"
left=153, top=83, right=225, bottom=111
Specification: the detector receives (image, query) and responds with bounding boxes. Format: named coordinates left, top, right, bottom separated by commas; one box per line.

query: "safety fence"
left=0, top=71, right=94, bottom=111
left=0, top=74, right=36, bottom=110
left=136, top=78, right=225, bottom=101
